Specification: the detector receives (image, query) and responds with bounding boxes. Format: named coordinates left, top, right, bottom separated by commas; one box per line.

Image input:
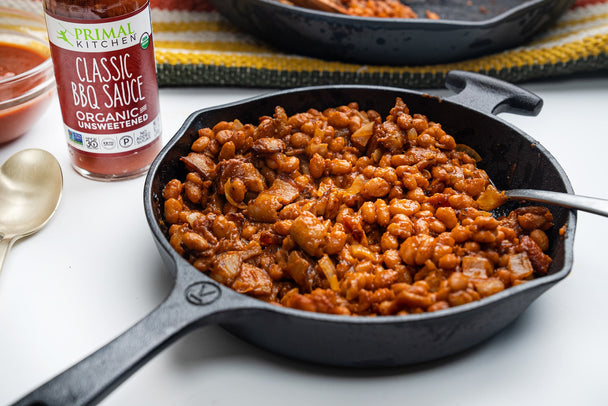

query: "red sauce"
left=0, top=43, right=53, bottom=144
left=0, top=43, right=46, bottom=79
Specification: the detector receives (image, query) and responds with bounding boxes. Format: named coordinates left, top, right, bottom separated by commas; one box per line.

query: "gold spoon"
left=0, top=149, right=63, bottom=273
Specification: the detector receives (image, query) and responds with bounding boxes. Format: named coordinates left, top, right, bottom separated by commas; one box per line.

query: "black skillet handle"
left=10, top=279, right=235, bottom=406
left=444, top=70, right=543, bottom=116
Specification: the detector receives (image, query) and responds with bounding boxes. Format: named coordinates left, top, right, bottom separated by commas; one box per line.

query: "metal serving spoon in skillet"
left=504, top=189, right=608, bottom=218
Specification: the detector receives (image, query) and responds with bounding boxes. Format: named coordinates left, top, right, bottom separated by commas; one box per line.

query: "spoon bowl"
left=0, top=148, right=62, bottom=273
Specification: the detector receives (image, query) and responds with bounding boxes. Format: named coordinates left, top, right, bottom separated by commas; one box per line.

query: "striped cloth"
left=4, top=0, right=608, bottom=88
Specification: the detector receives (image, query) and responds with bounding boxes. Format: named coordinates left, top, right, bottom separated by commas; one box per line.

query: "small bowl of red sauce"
left=0, top=6, right=55, bottom=144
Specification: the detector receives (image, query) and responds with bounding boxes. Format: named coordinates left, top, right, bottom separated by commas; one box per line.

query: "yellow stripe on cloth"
left=155, top=40, right=275, bottom=54
left=536, top=15, right=608, bottom=41
left=153, top=20, right=241, bottom=34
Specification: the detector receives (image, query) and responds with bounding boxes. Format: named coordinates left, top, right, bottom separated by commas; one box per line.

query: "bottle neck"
left=43, top=0, right=149, bottom=20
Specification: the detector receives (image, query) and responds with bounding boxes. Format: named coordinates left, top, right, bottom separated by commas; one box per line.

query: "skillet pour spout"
left=11, top=71, right=575, bottom=406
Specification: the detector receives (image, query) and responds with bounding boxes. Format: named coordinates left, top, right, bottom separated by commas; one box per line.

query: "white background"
left=1, top=71, right=607, bottom=405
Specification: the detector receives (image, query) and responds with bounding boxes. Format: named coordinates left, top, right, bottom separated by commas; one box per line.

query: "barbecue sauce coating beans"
left=163, top=99, right=554, bottom=316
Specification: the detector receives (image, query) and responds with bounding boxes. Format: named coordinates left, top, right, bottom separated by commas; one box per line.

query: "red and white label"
left=45, top=3, right=161, bottom=153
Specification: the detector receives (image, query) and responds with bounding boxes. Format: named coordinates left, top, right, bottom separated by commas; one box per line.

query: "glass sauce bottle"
left=43, top=0, right=162, bottom=181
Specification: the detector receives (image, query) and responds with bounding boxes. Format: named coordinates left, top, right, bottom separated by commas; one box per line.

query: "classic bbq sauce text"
left=71, top=54, right=148, bottom=132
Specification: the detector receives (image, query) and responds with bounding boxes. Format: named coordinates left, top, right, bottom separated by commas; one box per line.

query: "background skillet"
left=207, top=0, right=576, bottom=65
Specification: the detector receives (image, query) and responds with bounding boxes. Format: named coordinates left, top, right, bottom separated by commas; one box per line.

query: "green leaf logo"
left=57, top=28, right=73, bottom=47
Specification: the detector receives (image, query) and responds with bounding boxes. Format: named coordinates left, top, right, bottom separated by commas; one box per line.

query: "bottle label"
left=45, top=4, right=161, bottom=154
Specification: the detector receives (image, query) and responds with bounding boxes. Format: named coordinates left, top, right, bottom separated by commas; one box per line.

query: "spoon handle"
left=505, top=189, right=608, bottom=218
left=0, top=237, right=15, bottom=275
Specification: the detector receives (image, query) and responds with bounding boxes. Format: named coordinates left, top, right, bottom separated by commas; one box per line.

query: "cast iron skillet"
left=207, top=0, right=576, bottom=65
left=13, top=71, right=576, bottom=406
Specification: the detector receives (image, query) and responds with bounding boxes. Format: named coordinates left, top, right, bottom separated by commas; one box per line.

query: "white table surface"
left=1, top=73, right=607, bottom=406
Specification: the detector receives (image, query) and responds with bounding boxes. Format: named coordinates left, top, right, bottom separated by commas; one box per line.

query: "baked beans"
left=163, top=98, right=553, bottom=316
left=279, top=0, right=440, bottom=19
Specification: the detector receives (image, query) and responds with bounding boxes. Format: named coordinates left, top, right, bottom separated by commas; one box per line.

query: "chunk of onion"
left=318, top=254, right=339, bottom=291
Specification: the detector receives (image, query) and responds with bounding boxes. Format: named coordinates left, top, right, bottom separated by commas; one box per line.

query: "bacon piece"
left=219, top=158, right=266, bottom=192
left=231, top=264, right=273, bottom=297
left=211, top=251, right=242, bottom=285
left=180, top=153, right=216, bottom=180
left=520, top=235, right=552, bottom=274
left=252, top=137, right=286, bottom=155
left=248, top=178, right=300, bottom=222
